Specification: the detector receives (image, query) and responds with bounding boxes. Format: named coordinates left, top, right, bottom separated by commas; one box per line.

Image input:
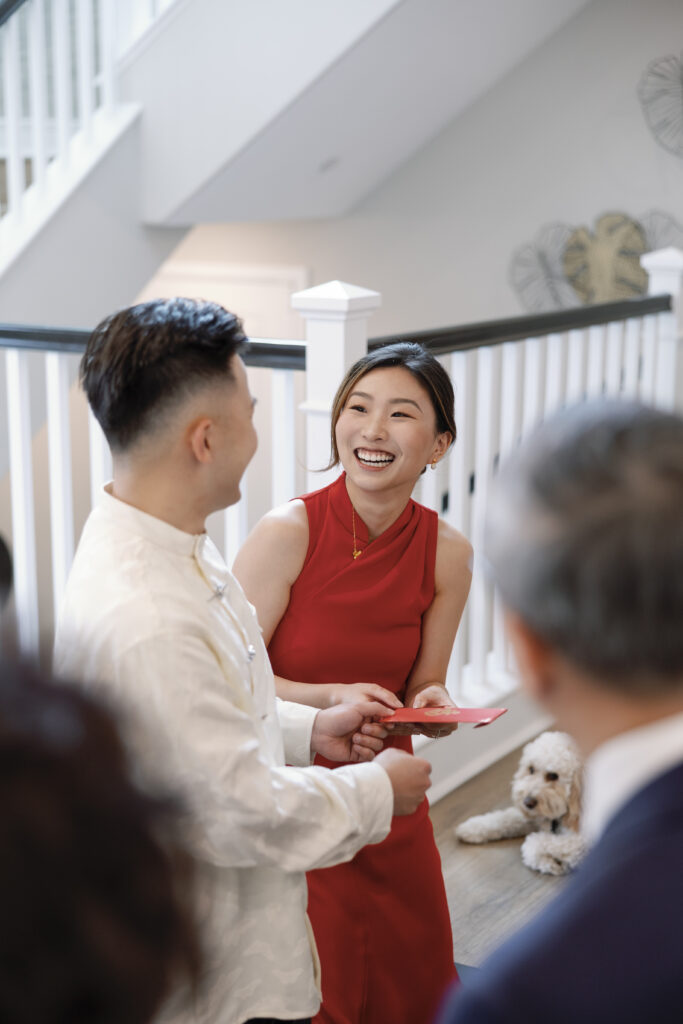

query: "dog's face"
left=511, top=731, right=583, bottom=831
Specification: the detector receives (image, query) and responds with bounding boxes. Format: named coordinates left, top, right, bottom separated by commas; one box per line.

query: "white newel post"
left=641, top=247, right=683, bottom=411
left=292, top=281, right=381, bottom=494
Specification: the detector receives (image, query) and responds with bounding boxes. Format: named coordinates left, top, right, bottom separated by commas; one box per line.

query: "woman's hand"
left=408, top=683, right=459, bottom=739
left=327, top=682, right=403, bottom=711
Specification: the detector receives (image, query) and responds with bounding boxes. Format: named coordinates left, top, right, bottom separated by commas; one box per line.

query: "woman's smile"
left=354, top=447, right=396, bottom=468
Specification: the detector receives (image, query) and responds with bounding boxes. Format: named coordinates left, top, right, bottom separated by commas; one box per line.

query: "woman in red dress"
left=234, top=343, right=472, bottom=1024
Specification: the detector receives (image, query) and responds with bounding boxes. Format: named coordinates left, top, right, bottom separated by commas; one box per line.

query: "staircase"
left=0, top=0, right=596, bottom=326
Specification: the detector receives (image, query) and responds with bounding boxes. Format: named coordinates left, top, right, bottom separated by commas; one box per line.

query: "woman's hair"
left=485, top=400, right=683, bottom=694
left=0, top=659, right=201, bottom=1024
left=327, top=342, right=456, bottom=468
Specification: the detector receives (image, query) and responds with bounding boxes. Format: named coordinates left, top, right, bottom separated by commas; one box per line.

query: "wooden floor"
left=429, top=744, right=567, bottom=967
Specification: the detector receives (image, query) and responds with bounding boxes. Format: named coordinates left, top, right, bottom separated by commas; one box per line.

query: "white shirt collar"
left=582, top=708, right=683, bottom=844
left=100, top=483, right=202, bottom=559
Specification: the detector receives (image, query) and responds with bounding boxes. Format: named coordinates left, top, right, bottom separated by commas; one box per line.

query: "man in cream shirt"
left=54, top=298, right=432, bottom=1024
left=438, top=400, right=683, bottom=1024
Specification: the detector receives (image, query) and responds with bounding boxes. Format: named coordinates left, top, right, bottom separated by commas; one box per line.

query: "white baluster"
left=2, top=15, right=24, bottom=221
left=28, top=0, right=48, bottom=194
left=99, top=0, right=116, bottom=109
left=604, top=320, right=624, bottom=396
left=652, top=309, right=679, bottom=410
left=544, top=331, right=566, bottom=414
left=46, top=351, right=75, bottom=621
left=585, top=324, right=606, bottom=398
left=5, top=350, right=40, bottom=654
left=270, top=369, right=296, bottom=507
left=76, top=0, right=95, bottom=139
left=641, top=248, right=683, bottom=411
left=419, top=456, right=440, bottom=512
left=224, top=485, right=248, bottom=567
left=565, top=328, right=587, bottom=405
left=622, top=318, right=641, bottom=398
left=522, top=336, right=545, bottom=433
left=499, top=340, right=523, bottom=460
left=88, top=407, right=112, bottom=507
left=53, top=0, right=71, bottom=163
left=640, top=315, right=657, bottom=403
left=444, top=349, right=475, bottom=701
left=495, top=339, right=524, bottom=677
left=468, top=344, right=501, bottom=695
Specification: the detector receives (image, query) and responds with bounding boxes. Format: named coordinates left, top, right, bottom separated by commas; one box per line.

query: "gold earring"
left=430, top=458, right=438, bottom=471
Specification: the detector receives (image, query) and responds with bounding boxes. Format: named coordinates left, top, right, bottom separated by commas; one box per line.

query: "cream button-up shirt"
left=54, top=487, right=393, bottom=1024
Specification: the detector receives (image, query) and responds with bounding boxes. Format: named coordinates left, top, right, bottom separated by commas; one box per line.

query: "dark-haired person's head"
left=485, top=400, right=683, bottom=748
left=328, top=342, right=456, bottom=471
left=81, top=297, right=257, bottom=520
left=0, top=659, right=200, bottom=1024
left=81, top=297, right=247, bottom=452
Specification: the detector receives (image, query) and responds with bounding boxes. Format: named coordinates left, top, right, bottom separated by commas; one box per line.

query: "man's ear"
left=187, top=417, right=214, bottom=465
left=505, top=611, right=556, bottom=703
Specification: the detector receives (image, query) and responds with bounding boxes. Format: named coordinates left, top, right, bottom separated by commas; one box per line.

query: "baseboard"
left=414, top=689, right=554, bottom=806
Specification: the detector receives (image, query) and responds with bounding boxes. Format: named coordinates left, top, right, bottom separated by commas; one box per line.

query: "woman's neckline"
left=340, top=473, right=414, bottom=541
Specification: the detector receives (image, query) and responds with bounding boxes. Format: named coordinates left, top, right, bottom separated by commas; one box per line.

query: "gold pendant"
left=352, top=549, right=362, bottom=559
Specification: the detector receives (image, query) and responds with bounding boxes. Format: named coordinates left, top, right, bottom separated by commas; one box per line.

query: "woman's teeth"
left=356, top=449, right=395, bottom=465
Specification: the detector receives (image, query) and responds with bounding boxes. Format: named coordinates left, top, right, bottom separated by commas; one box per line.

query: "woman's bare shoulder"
left=233, top=500, right=309, bottom=583
left=436, top=518, right=473, bottom=576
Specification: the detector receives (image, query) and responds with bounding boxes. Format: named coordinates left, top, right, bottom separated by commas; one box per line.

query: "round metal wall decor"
left=638, top=53, right=683, bottom=157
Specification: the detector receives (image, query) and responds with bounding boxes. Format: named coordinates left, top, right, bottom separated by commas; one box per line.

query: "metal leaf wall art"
left=510, top=211, right=683, bottom=312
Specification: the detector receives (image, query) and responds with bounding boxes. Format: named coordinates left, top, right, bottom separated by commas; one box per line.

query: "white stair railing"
left=2, top=259, right=683, bottom=697
left=0, top=0, right=180, bottom=265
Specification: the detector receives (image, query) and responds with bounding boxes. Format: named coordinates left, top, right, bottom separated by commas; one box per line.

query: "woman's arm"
left=402, top=520, right=473, bottom=736
left=232, top=503, right=401, bottom=712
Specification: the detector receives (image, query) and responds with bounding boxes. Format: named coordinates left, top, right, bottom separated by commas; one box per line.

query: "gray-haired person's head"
left=485, top=400, right=683, bottom=695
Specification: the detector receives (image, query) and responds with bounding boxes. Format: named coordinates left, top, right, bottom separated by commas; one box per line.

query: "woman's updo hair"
left=328, top=342, right=456, bottom=468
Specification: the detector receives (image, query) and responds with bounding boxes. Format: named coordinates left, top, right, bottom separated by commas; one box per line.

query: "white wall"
left=169, top=0, right=683, bottom=336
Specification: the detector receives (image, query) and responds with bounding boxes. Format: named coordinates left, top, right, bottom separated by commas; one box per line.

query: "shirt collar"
left=99, top=483, right=202, bottom=559
left=582, top=708, right=683, bottom=844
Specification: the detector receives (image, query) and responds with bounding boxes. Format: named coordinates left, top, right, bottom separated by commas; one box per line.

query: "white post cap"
left=291, top=280, right=381, bottom=318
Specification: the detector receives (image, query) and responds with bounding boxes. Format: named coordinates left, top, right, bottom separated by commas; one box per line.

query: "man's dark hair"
left=81, top=297, right=247, bottom=451
left=485, top=400, right=683, bottom=694
left=0, top=659, right=201, bottom=1023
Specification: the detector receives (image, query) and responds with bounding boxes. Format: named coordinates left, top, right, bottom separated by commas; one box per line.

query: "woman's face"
left=335, top=366, right=450, bottom=492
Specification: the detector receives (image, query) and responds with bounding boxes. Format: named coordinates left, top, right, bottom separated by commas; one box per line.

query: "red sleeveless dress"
left=268, top=473, right=458, bottom=1024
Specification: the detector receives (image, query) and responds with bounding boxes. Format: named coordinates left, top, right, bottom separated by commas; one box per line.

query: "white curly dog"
left=455, top=731, right=586, bottom=876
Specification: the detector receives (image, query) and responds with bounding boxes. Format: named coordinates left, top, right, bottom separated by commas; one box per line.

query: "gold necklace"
left=351, top=505, right=363, bottom=559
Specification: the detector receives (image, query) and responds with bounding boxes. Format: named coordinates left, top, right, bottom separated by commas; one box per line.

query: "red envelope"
left=379, top=706, right=508, bottom=728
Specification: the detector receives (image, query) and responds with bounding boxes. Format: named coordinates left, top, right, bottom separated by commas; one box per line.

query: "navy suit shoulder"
left=437, top=761, right=683, bottom=1024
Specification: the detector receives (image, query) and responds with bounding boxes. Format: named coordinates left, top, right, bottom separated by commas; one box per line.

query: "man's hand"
left=375, top=748, right=432, bottom=815
left=311, top=702, right=389, bottom=763
left=409, top=683, right=459, bottom=739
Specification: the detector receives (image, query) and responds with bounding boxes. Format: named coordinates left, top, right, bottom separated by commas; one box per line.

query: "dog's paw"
left=456, top=807, right=532, bottom=843
left=521, top=831, right=585, bottom=875
left=455, top=813, right=497, bottom=844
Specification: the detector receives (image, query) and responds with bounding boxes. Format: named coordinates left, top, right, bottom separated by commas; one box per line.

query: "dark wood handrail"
left=0, top=0, right=28, bottom=28
left=0, top=325, right=307, bottom=371
left=369, top=295, right=672, bottom=355
left=0, top=294, right=672, bottom=370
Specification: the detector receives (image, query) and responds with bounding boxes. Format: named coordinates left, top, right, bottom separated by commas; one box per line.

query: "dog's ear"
left=563, top=763, right=583, bottom=832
